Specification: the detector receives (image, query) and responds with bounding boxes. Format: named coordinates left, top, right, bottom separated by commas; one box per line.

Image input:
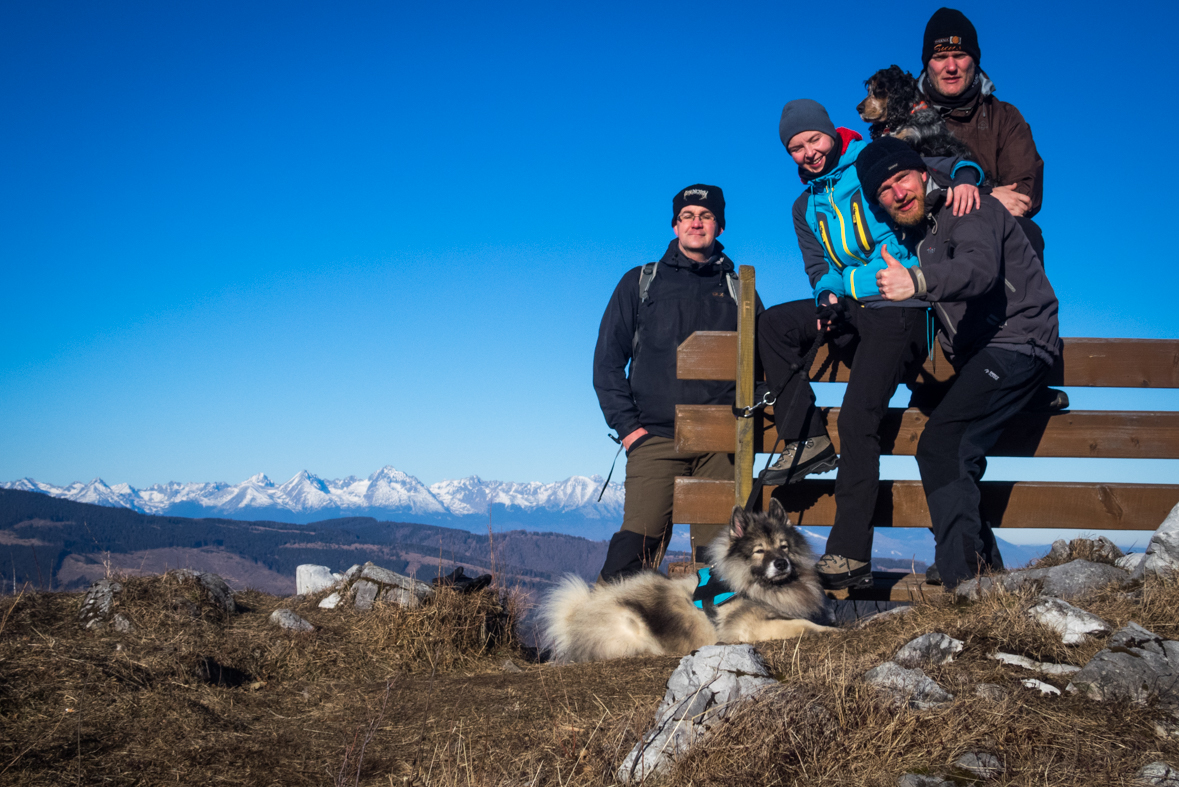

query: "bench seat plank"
left=677, top=334, right=1179, bottom=388
left=673, top=477, right=1179, bottom=530
left=675, top=405, right=1179, bottom=459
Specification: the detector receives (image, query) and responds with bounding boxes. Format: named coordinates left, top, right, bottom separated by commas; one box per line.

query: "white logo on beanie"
left=683, top=189, right=709, bottom=199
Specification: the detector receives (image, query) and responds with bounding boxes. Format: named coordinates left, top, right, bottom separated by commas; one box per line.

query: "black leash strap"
left=743, top=326, right=829, bottom=512
left=597, top=435, right=625, bottom=502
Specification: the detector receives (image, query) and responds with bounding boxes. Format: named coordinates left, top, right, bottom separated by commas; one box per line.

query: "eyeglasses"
left=677, top=211, right=716, bottom=224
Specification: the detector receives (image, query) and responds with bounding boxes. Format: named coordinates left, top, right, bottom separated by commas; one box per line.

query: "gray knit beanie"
left=778, top=99, right=839, bottom=150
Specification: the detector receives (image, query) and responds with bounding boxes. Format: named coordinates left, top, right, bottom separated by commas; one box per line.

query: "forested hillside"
left=0, top=489, right=616, bottom=594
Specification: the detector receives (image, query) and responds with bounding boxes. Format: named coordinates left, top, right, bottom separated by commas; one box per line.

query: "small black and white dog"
left=857, top=65, right=974, bottom=160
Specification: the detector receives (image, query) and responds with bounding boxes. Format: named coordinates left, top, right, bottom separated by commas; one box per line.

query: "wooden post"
left=735, top=265, right=757, bottom=508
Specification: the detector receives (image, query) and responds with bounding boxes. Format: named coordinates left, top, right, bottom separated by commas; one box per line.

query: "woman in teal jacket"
left=758, top=99, right=981, bottom=590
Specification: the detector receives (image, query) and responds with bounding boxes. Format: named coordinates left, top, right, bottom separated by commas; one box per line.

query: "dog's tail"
left=539, top=574, right=596, bottom=662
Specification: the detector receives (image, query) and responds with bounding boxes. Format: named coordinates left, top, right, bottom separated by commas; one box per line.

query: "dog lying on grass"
left=857, top=64, right=976, bottom=160
left=541, top=500, right=833, bottom=662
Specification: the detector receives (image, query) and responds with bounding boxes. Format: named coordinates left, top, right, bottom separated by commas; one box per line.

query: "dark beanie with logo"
left=855, top=137, right=927, bottom=204
left=672, top=184, right=725, bottom=229
left=923, top=7, right=981, bottom=66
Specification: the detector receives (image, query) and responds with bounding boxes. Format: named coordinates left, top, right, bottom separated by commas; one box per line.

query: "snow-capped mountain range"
left=3, top=466, right=625, bottom=536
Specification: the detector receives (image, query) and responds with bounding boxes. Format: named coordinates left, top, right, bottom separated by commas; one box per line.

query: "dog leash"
left=742, top=326, right=830, bottom=513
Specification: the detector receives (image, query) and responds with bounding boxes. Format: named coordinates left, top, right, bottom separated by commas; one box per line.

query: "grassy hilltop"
left=2, top=564, right=1179, bottom=786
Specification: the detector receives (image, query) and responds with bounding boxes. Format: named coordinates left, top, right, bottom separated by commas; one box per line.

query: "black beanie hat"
left=923, top=7, right=981, bottom=66
left=778, top=99, right=839, bottom=150
left=672, top=184, right=725, bottom=229
left=855, top=137, right=927, bottom=204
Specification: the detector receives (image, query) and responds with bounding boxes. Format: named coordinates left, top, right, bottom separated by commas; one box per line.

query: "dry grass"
left=2, top=573, right=1177, bottom=786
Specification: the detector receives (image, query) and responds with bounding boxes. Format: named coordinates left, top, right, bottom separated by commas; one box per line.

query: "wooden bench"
left=670, top=265, right=1179, bottom=600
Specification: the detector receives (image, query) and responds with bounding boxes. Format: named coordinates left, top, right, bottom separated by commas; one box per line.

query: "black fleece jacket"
left=593, top=239, right=763, bottom=441
left=904, top=171, right=1061, bottom=367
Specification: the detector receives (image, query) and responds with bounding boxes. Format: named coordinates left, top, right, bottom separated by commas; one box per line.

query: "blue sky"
left=3, top=0, right=1177, bottom=547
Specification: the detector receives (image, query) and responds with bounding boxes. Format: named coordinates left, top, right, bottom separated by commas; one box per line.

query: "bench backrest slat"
left=678, top=333, right=1179, bottom=388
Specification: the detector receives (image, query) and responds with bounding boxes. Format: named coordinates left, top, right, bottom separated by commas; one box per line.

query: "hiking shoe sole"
left=818, top=570, right=875, bottom=591
left=761, top=451, right=839, bottom=486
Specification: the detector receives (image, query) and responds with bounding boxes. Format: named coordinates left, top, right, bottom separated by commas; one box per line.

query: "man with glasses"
left=593, top=184, right=760, bottom=582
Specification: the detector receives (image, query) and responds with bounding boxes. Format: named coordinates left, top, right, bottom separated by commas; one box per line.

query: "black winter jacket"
left=593, top=239, right=762, bottom=441
left=904, top=171, right=1060, bottom=367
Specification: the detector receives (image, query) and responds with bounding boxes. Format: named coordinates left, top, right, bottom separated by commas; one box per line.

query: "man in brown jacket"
left=918, top=8, right=1046, bottom=262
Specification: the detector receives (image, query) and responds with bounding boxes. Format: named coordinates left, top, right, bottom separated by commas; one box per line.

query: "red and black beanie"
left=922, top=7, right=981, bottom=67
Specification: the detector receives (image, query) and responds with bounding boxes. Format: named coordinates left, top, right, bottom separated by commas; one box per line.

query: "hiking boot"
left=816, top=553, right=873, bottom=590
left=1024, top=387, right=1069, bottom=413
left=924, top=563, right=942, bottom=585
left=761, top=436, right=838, bottom=486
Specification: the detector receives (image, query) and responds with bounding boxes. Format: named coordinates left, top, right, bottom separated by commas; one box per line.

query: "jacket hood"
left=800, top=127, right=864, bottom=186
left=659, top=238, right=730, bottom=271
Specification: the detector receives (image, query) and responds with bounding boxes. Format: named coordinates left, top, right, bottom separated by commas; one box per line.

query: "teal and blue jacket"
left=793, top=128, right=983, bottom=305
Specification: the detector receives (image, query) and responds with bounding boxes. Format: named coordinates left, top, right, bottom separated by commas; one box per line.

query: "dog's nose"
left=856, top=98, right=867, bottom=115
left=773, top=557, right=792, bottom=574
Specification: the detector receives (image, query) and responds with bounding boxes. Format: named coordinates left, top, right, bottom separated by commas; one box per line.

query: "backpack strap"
left=638, top=261, right=659, bottom=303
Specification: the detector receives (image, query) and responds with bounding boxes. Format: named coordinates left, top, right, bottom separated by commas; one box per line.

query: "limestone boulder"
left=1133, top=503, right=1179, bottom=582
left=617, top=644, right=776, bottom=783
left=864, top=662, right=953, bottom=709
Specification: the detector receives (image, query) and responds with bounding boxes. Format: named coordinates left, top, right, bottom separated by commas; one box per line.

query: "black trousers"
left=757, top=299, right=927, bottom=561
left=916, top=347, right=1049, bottom=588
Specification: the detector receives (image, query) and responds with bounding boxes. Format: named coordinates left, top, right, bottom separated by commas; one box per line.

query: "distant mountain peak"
left=2, top=466, right=626, bottom=531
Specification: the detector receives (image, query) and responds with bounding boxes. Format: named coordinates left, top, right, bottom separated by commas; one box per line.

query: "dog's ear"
left=729, top=506, right=750, bottom=538
left=767, top=498, right=793, bottom=527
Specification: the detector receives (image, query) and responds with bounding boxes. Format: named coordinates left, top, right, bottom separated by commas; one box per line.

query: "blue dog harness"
left=692, top=567, right=736, bottom=620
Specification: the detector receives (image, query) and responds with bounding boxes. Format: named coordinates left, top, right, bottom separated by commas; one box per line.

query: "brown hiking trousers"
left=619, top=436, right=734, bottom=563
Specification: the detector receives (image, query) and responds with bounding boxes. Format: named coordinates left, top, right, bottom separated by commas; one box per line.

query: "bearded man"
left=861, top=137, right=1061, bottom=589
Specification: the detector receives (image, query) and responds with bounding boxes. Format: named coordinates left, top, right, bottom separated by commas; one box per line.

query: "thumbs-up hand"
left=876, top=244, right=916, bottom=301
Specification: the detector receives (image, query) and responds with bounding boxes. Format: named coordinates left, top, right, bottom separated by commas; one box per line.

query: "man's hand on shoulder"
left=990, top=184, right=1032, bottom=217
left=946, top=184, right=981, bottom=217
left=876, top=245, right=917, bottom=301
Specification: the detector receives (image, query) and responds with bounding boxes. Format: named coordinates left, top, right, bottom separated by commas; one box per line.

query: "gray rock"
left=318, top=592, right=342, bottom=609
left=989, top=651, right=1080, bottom=676
left=353, top=580, right=378, bottom=611
left=1118, top=553, right=1147, bottom=573
left=959, top=560, right=1130, bottom=601
left=1022, top=679, right=1062, bottom=695
left=1046, top=539, right=1070, bottom=563
left=342, top=564, right=362, bottom=582
left=167, top=569, right=237, bottom=615
left=501, top=659, right=523, bottom=673
left=864, top=661, right=953, bottom=709
left=269, top=609, right=314, bottom=632
left=1089, top=536, right=1126, bottom=563
left=975, top=683, right=1008, bottom=701
left=1067, top=623, right=1179, bottom=709
left=112, top=613, right=135, bottom=633
left=350, top=562, right=433, bottom=608
left=1135, top=761, right=1179, bottom=786
left=1155, top=721, right=1179, bottom=740
left=296, top=565, right=340, bottom=595
left=79, top=579, right=123, bottom=629
left=895, top=633, right=964, bottom=668
left=898, top=775, right=954, bottom=787
left=1134, top=503, right=1179, bottom=582
left=1026, top=596, right=1110, bottom=645
left=617, top=644, right=775, bottom=783
left=1010, top=560, right=1131, bottom=599
left=955, top=752, right=1004, bottom=779
left=955, top=576, right=998, bottom=600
